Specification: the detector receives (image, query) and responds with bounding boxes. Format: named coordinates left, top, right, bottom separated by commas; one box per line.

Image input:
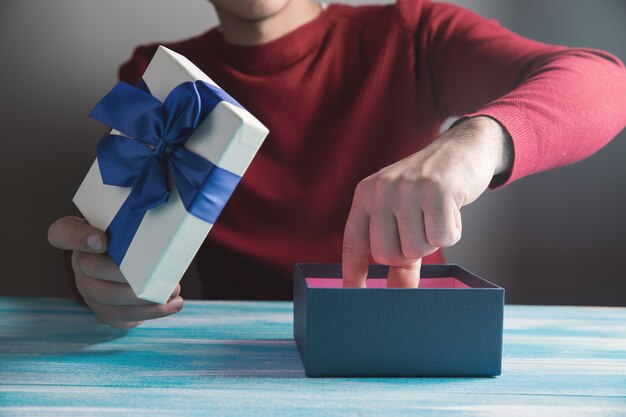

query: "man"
left=48, top=0, right=626, bottom=329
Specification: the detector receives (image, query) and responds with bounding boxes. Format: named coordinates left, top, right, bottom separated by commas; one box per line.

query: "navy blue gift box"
left=293, top=263, right=504, bottom=377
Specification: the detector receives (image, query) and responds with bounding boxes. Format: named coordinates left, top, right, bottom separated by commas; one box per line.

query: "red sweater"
left=119, top=0, right=626, bottom=300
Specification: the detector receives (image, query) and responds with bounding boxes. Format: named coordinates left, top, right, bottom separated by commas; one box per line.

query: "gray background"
left=1, top=0, right=624, bottom=305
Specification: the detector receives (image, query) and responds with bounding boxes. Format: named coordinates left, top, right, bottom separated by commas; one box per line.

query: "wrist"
left=455, top=116, right=513, bottom=178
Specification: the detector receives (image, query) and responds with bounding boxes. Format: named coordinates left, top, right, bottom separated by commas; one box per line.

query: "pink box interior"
left=305, top=277, right=470, bottom=289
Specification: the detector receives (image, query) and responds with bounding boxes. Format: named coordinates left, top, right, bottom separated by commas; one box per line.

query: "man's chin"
left=210, top=0, right=292, bottom=22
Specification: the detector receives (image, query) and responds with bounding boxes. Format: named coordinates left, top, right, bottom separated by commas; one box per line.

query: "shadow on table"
left=157, top=338, right=307, bottom=379
left=146, top=340, right=496, bottom=380
left=1, top=299, right=307, bottom=378
left=0, top=297, right=132, bottom=355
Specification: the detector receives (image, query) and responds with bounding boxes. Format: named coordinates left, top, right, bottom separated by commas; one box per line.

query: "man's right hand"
left=48, top=216, right=184, bottom=329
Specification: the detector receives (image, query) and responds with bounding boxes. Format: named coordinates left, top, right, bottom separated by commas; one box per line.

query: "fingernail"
left=170, top=297, right=184, bottom=312
left=87, top=234, right=103, bottom=251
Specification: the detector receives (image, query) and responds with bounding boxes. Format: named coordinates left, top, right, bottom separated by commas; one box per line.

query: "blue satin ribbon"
left=89, top=79, right=243, bottom=266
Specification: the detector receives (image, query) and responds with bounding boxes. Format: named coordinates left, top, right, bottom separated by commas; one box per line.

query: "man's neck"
left=214, top=0, right=322, bottom=46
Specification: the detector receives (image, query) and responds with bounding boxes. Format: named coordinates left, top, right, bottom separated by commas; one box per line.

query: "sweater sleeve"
left=397, top=0, right=626, bottom=185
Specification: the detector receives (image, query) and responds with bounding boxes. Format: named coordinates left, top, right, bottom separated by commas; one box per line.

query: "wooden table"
left=1, top=298, right=624, bottom=416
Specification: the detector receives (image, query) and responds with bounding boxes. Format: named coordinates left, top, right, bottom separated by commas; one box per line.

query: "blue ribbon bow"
left=89, top=80, right=243, bottom=265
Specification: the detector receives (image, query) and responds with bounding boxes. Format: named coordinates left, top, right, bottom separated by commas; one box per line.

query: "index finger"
left=342, top=205, right=370, bottom=288
left=48, top=216, right=108, bottom=253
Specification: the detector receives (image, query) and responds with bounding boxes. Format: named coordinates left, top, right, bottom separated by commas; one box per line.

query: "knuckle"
left=396, top=172, right=416, bottom=189
left=47, top=217, right=73, bottom=246
left=68, top=225, right=86, bottom=249
left=428, top=228, right=461, bottom=248
left=371, top=250, right=404, bottom=266
left=353, top=178, right=373, bottom=202
left=370, top=253, right=387, bottom=265
left=393, top=176, right=418, bottom=203
left=401, top=248, right=423, bottom=260
left=78, top=253, right=103, bottom=277
left=74, top=278, right=87, bottom=298
left=401, top=240, right=435, bottom=260
left=341, top=240, right=358, bottom=257
left=77, top=277, right=96, bottom=299
left=355, top=173, right=405, bottom=209
left=373, top=174, right=397, bottom=197
left=72, top=253, right=90, bottom=293
left=401, top=246, right=427, bottom=260
left=414, top=174, right=446, bottom=197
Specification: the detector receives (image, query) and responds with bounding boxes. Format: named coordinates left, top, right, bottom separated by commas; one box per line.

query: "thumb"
left=48, top=216, right=108, bottom=253
left=387, top=258, right=421, bottom=288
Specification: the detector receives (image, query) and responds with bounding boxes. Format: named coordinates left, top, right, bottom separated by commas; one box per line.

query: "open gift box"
left=293, top=263, right=504, bottom=377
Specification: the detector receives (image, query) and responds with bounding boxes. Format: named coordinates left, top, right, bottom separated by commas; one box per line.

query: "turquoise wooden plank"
left=1, top=298, right=625, bottom=417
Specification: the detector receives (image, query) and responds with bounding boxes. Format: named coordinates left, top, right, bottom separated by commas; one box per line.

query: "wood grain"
left=0, top=298, right=625, bottom=416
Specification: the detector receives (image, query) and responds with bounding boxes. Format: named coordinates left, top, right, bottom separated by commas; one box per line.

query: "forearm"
left=469, top=48, right=626, bottom=185
left=419, top=2, right=626, bottom=185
